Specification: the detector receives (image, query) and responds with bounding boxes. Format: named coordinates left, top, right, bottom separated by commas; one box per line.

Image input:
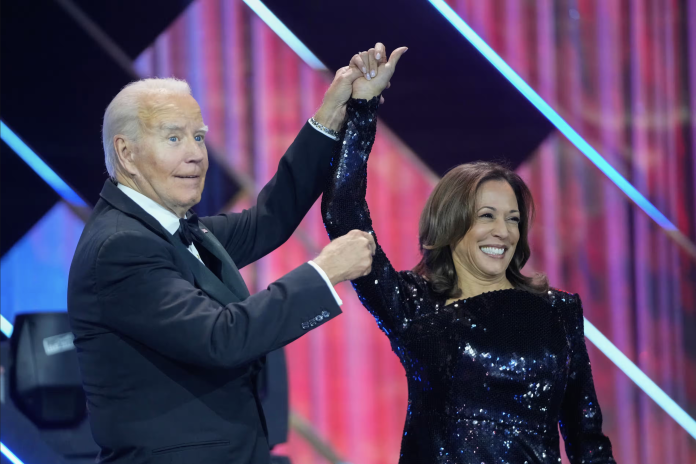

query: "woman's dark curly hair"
left=413, top=161, right=548, bottom=298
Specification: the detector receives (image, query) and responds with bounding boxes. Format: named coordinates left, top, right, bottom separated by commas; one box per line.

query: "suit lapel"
left=195, top=221, right=251, bottom=300
left=166, top=234, right=242, bottom=305
left=99, top=180, right=246, bottom=305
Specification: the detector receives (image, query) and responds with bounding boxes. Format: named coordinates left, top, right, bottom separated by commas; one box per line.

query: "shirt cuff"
left=307, top=261, right=343, bottom=306
left=307, top=118, right=340, bottom=141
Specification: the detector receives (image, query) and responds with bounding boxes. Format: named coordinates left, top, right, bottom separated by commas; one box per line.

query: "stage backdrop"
left=131, top=1, right=696, bottom=463
left=2, top=0, right=691, bottom=463
left=133, top=0, right=696, bottom=463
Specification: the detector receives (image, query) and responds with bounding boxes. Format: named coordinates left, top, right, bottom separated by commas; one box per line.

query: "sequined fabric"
left=321, top=97, right=616, bottom=464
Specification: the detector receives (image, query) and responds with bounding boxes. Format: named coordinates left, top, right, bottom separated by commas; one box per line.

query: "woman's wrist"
left=346, top=96, right=380, bottom=122
left=350, top=93, right=381, bottom=102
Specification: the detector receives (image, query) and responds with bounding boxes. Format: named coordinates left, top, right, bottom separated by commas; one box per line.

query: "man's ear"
left=114, top=135, right=138, bottom=177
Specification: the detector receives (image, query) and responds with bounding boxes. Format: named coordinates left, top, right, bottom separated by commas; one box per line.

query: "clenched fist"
left=313, top=230, right=376, bottom=285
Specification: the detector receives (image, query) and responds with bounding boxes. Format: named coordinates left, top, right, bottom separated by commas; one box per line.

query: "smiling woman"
left=413, top=162, right=548, bottom=302
left=321, top=95, right=616, bottom=464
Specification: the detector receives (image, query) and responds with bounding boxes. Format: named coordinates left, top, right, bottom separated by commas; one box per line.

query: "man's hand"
left=350, top=43, right=408, bottom=102
left=312, top=65, right=363, bottom=132
left=313, top=230, right=376, bottom=286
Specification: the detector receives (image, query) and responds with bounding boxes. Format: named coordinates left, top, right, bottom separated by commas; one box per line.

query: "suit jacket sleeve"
left=558, top=294, right=616, bottom=463
left=200, top=122, right=339, bottom=269
left=95, top=230, right=341, bottom=369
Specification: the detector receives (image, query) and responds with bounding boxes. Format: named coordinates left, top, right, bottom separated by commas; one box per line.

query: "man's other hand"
left=313, top=230, right=376, bottom=286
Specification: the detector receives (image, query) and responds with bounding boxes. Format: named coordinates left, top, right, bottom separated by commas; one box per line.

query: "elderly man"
left=68, top=44, right=396, bottom=463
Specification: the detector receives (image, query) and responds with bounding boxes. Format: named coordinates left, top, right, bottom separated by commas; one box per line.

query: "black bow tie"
left=178, top=214, right=205, bottom=247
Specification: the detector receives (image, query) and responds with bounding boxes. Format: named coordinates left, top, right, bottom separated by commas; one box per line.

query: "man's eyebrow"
left=159, top=124, right=208, bottom=133
left=160, top=123, right=183, bottom=132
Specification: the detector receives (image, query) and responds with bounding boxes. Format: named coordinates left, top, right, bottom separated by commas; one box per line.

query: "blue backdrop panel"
left=1, top=203, right=84, bottom=324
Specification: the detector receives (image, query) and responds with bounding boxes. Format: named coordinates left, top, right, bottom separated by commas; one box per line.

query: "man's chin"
left=185, top=196, right=202, bottom=209
left=175, top=193, right=202, bottom=212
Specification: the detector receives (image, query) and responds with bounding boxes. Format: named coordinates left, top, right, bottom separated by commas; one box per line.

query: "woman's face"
left=452, top=180, right=521, bottom=282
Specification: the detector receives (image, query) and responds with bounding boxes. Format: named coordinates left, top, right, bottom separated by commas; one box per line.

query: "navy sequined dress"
left=321, top=97, right=616, bottom=464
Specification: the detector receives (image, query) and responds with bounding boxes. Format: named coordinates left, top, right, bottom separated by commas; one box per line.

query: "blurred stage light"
left=0, top=121, right=87, bottom=208
left=428, top=0, right=676, bottom=232
left=242, top=0, right=327, bottom=71
left=1, top=314, right=14, bottom=338
left=1, top=442, right=26, bottom=464
left=428, top=0, right=695, bottom=440
left=584, top=320, right=696, bottom=439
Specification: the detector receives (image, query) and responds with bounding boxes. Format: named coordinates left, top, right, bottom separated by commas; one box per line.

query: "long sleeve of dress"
left=558, top=294, right=616, bottom=463
left=321, top=97, right=423, bottom=337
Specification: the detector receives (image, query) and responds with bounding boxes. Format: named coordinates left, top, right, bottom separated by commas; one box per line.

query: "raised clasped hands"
left=350, top=43, right=408, bottom=102
left=313, top=42, right=407, bottom=131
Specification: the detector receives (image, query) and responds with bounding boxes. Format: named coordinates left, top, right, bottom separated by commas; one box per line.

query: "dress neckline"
left=441, top=288, right=538, bottom=309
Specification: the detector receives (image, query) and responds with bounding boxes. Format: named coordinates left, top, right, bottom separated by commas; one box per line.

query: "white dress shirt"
left=117, top=184, right=342, bottom=306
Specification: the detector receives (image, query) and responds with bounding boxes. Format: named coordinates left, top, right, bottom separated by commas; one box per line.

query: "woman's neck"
left=445, top=270, right=513, bottom=305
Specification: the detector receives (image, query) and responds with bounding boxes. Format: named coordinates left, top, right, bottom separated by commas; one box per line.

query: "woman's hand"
left=350, top=43, right=408, bottom=102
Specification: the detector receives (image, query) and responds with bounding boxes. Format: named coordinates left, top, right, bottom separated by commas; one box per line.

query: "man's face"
left=130, top=93, right=209, bottom=216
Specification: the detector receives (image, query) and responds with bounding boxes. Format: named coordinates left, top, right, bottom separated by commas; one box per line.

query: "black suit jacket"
left=67, top=123, right=341, bottom=464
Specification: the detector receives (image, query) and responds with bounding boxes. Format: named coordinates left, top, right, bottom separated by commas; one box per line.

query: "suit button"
left=321, top=310, right=330, bottom=318
left=302, top=322, right=309, bottom=330
left=315, top=315, right=323, bottom=322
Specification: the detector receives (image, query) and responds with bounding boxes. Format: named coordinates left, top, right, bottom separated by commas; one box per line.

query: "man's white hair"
left=102, top=77, right=192, bottom=179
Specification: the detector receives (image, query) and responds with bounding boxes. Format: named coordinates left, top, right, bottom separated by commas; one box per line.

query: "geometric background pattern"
left=2, top=1, right=694, bottom=463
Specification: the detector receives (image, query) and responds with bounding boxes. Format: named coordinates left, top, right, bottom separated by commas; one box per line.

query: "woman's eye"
left=509, top=217, right=521, bottom=223
left=479, top=213, right=493, bottom=219
left=169, top=136, right=179, bottom=142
